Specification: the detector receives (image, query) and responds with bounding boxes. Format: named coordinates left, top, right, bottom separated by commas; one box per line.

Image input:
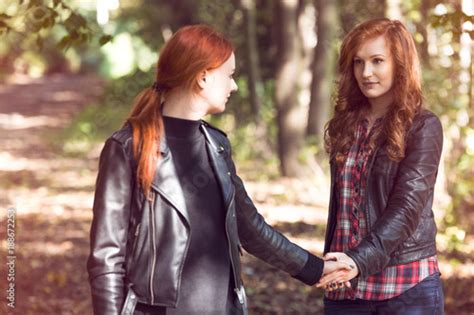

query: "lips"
left=362, top=82, right=379, bottom=88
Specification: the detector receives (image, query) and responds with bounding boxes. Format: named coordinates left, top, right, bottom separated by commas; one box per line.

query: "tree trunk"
left=416, top=0, right=431, bottom=66
left=275, top=0, right=305, bottom=177
left=471, top=37, right=474, bottom=128
left=307, top=0, right=338, bottom=141
left=241, top=0, right=263, bottom=124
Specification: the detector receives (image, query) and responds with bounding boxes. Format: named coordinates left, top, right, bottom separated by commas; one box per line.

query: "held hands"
left=317, top=252, right=359, bottom=291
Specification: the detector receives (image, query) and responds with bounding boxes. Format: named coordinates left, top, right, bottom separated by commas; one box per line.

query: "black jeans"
left=324, top=273, right=444, bottom=315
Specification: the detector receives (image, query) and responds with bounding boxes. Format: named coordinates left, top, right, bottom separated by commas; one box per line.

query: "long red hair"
left=125, top=24, right=233, bottom=197
left=324, top=18, right=423, bottom=164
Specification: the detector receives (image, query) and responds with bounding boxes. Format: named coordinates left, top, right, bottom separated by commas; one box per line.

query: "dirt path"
left=0, top=74, right=104, bottom=314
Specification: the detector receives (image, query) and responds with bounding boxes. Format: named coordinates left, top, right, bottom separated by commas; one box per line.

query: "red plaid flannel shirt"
left=326, top=119, right=439, bottom=301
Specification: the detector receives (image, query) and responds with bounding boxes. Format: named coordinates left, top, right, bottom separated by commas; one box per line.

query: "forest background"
left=0, top=0, right=473, bottom=314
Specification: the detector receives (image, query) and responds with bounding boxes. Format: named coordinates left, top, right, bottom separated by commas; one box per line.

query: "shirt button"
left=227, top=172, right=231, bottom=176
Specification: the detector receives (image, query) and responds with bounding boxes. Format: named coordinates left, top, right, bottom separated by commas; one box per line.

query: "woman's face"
left=200, top=53, right=238, bottom=114
left=353, top=35, right=395, bottom=108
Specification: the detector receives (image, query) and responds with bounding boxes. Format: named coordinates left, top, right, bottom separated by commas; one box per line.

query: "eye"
left=353, top=59, right=363, bottom=66
left=373, top=58, right=384, bottom=64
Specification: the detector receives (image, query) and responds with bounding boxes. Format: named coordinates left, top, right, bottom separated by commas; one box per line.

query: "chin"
left=209, top=104, right=226, bottom=114
left=363, top=91, right=382, bottom=99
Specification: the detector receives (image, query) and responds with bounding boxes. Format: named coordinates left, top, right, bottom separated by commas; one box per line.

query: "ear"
left=196, top=70, right=209, bottom=90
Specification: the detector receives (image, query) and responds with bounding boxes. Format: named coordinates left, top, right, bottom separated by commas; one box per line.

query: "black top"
left=135, top=116, right=235, bottom=314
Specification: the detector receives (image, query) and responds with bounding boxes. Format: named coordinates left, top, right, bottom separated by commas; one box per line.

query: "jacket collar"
left=150, top=140, right=189, bottom=223
left=149, top=122, right=233, bottom=223
left=200, top=123, right=234, bottom=208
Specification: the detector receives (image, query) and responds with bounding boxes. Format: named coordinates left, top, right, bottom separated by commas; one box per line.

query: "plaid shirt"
left=326, top=119, right=439, bottom=301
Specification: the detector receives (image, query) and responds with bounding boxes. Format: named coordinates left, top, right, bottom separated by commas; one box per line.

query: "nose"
left=231, top=79, right=238, bottom=92
left=362, top=62, right=373, bottom=79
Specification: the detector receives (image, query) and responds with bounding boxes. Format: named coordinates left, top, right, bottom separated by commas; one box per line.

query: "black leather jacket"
left=324, top=110, right=443, bottom=278
left=87, top=122, right=322, bottom=315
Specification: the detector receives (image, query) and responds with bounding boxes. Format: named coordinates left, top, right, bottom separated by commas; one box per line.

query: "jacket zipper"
left=149, top=193, right=157, bottom=304
left=200, top=127, right=244, bottom=304
left=225, top=193, right=244, bottom=304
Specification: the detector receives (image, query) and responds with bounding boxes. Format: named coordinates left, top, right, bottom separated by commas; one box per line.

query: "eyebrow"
left=354, top=54, right=386, bottom=59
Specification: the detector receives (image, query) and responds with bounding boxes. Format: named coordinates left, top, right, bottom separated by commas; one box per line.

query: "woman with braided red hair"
left=317, top=18, right=445, bottom=315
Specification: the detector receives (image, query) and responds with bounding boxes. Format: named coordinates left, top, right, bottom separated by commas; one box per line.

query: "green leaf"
left=27, top=0, right=42, bottom=9
left=64, top=13, right=87, bottom=31
left=32, top=6, right=46, bottom=20
left=60, top=1, right=70, bottom=10
left=99, top=35, right=113, bottom=46
left=69, top=29, right=79, bottom=40
left=75, top=14, right=87, bottom=28
left=41, top=16, right=55, bottom=29
left=53, top=0, right=61, bottom=7
left=57, top=34, right=71, bottom=50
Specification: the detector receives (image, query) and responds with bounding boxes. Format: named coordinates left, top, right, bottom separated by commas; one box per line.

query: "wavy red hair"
left=125, top=25, right=233, bottom=197
left=324, top=18, right=423, bottom=164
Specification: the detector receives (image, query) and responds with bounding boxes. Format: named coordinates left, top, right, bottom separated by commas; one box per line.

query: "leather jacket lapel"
left=150, top=137, right=190, bottom=223
left=200, top=124, right=234, bottom=210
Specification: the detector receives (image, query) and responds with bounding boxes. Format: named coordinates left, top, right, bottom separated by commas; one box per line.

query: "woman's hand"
left=317, top=252, right=358, bottom=291
left=321, top=258, right=353, bottom=290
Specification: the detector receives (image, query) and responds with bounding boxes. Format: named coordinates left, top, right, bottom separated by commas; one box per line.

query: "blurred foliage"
left=0, top=0, right=111, bottom=79
left=52, top=70, right=153, bottom=156
left=421, top=3, right=474, bottom=244
left=0, top=0, right=111, bottom=49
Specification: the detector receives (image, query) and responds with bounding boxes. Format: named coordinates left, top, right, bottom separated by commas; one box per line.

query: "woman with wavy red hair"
left=316, top=18, right=445, bottom=314
left=87, top=24, right=350, bottom=315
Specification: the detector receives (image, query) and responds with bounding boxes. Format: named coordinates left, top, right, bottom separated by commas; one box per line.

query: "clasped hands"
left=317, top=252, right=359, bottom=291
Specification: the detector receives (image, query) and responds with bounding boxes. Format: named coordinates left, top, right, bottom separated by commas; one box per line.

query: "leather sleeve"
left=223, top=138, right=324, bottom=285
left=87, top=138, right=133, bottom=314
left=346, top=113, right=443, bottom=278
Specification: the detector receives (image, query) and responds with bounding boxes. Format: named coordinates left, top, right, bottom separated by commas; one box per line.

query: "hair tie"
left=152, top=82, right=166, bottom=93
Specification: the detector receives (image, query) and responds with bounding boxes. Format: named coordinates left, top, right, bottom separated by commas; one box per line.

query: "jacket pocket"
left=125, top=202, right=152, bottom=302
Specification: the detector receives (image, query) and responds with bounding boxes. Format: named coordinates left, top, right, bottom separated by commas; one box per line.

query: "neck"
left=367, top=92, right=393, bottom=120
left=162, top=88, right=207, bottom=120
